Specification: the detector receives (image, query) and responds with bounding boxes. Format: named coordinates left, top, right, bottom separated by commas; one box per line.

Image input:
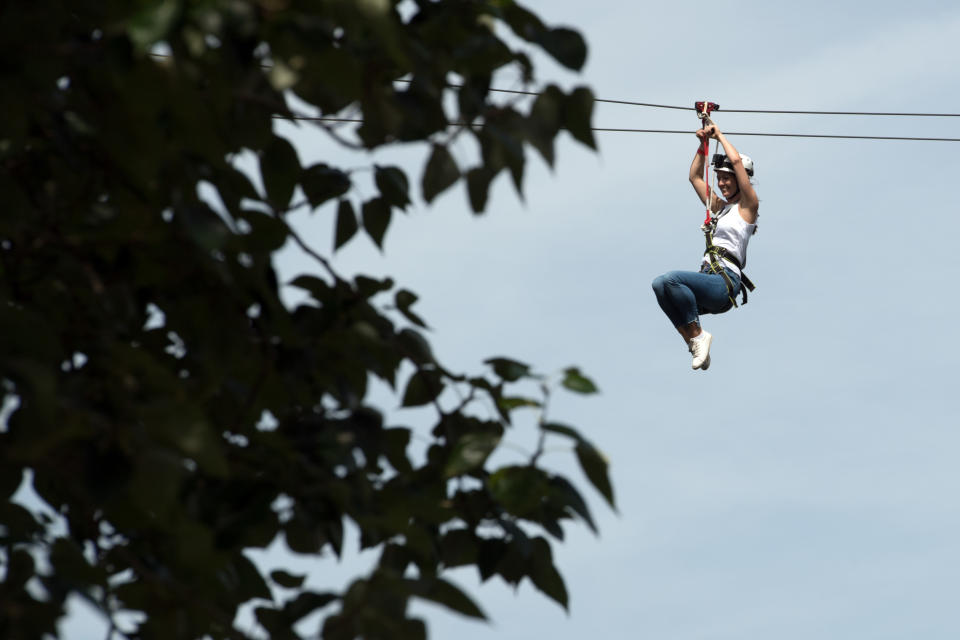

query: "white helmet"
left=715, top=154, right=754, bottom=177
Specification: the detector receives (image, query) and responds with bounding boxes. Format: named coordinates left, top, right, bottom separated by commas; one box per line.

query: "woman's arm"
left=689, top=129, right=708, bottom=205
left=689, top=129, right=723, bottom=212
left=704, top=120, right=759, bottom=223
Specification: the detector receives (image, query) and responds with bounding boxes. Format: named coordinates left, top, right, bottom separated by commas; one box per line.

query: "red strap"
left=703, top=137, right=712, bottom=226
left=696, top=101, right=719, bottom=226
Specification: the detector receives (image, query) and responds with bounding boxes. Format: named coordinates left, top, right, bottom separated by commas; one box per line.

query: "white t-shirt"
left=700, top=203, right=756, bottom=276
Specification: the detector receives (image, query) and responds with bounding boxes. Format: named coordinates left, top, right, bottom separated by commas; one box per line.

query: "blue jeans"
left=651, top=268, right=742, bottom=328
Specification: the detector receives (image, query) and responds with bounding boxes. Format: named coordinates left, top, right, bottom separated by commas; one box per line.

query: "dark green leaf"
left=411, top=578, right=486, bottom=620
left=335, top=199, right=359, bottom=250
left=498, top=396, right=541, bottom=412
left=500, top=4, right=547, bottom=41
left=484, top=357, right=531, bottom=382
left=537, top=27, right=587, bottom=71
left=233, top=554, right=273, bottom=601
left=216, top=167, right=260, bottom=214
left=445, top=432, right=500, bottom=476
left=260, top=136, right=301, bottom=211
left=270, top=570, right=306, bottom=589
left=528, top=85, right=565, bottom=167
left=540, top=422, right=583, bottom=441
left=561, top=367, right=599, bottom=394
left=549, top=476, right=596, bottom=533
left=375, top=165, right=411, bottom=209
left=395, top=289, right=427, bottom=328
left=529, top=537, right=568, bottom=608
left=575, top=444, right=615, bottom=509
left=355, top=275, right=394, bottom=298
left=422, top=144, right=460, bottom=203
left=237, top=208, right=289, bottom=253
left=384, top=428, right=413, bottom=473
left=301, top=163, right=351, bottom=209
left=477, top=539, right=507, bottom=582
left=288, top=273, right=332, bottom=299
left=282, top=591, right=339, bottom=623
left=402, top=369, right=443, bottom=407
left=398, top=618, right=427, bottom=640
left=397, top=328, right=434, bottom=364
left=439, top=529, right=478, bottom=568
left=565, top=87, right=596, bottom=149
left=362, top=197, right=392, bottom=249
left=488, top=466, right=549, bottom=516
left=466, top=167, right=496, bottom=213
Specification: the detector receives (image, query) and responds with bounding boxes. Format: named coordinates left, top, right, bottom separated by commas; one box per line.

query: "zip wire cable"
left=281, top=115, right=960, bottom=143
left=463, top=85, right=960, bottom=117
left=147, top=53, right=960, bottom=118
left=589, top=128, right=960, bottom=142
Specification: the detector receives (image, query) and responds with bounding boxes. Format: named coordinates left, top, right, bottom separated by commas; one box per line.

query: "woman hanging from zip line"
left=651, top=118, right=758, bottom=370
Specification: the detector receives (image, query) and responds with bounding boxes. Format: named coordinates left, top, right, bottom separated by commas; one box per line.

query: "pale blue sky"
left=57, top=1, right=960, bottom=638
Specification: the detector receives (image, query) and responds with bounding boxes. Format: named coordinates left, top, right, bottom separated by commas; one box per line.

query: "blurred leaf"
left=288, top=274, right=333, bottom=301
left=528, top=537, right=568, bottom=608
left=335, top=199, right=359, bottom=250
left=301, top=163, right=351, bottom=209
left=540, top=422, right=583, bottom=441
left=375, top=165, right=411, bottom=210
left=575, top=443, right=615, bottom=509
left=362, top=197, right=392, bottom=249
left=484, top=357, right=531, bottom=382
left=355, top=275, right=394, bottom=298
left=397, top=328, right=434, bottom=364
left=528, top=85, right=564, bottom=167
left=561, top=367, right=598, bottom=394
left=445, top=432, right=500, bottom=477
left=282, top=591, right=338, bottom=623
left=500, top=4, right=547, bottom=41
left=439, top=529, right=478, bottom=568
left=549, top=476, right=595, bottom=533
left=384, top=428, right=412, bottom=473
left=260, top=136, right=301, bottom=211
left=128, top=0, right=180, bottom=50
left=270, top=570, right=307, bottom=589
left=477, top=539, right=506, bottom=582
left=402, top=369, right=443, bottom=407
left=537, top=28, right=587, bottom=71
left=497, top=396, right=541, bottom=412
left=465, top=167, right=496, bottom=214
left=422, top=144, right=460, bottom=203
left=216, top=167, right=260, bottom=213
left=488, top=466, right=548, bottom=516
left=233, top=553, right=273, bottom=601
left=565, top=87, right=596, bottom=149
left=411, top=577, right=486, bottom=620
left=395, top=289, right=427, bottom=328
left=237, top=208, right=288, bottom=252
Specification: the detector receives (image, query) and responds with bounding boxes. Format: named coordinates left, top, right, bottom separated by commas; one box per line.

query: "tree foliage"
left=0, top=1, right=611, bottom=638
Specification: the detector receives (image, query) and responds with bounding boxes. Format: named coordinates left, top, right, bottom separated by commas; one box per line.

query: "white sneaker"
left=688, top=331, right=712, bottom=370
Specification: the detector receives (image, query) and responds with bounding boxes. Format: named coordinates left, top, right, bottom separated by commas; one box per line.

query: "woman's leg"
left=651, top=269, right=741, bottom=367
left=652, top=270, right=734, bottom=330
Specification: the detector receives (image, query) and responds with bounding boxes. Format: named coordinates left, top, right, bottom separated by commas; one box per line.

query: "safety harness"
left=695, top=101, right=756, bottom=309
left=702, top=209, right=755, bottom=308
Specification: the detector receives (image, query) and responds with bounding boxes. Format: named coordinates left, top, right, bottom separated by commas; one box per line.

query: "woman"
left=651, top=120, right=758, bottom=370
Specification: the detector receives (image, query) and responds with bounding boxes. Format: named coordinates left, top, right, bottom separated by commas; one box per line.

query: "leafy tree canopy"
left=0, top=1, right=611, bottom=638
